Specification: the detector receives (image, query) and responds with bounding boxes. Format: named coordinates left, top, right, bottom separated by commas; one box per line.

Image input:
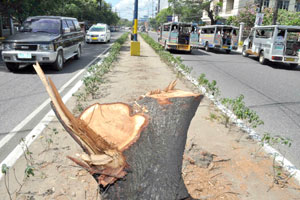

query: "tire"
left=288, top=63, right=298, bottom=69
left=205, top=42, right=210, bottom=52
left=6, top=63, right=19, bottom=72
left=225, top=50, right=231, bottom=54
left=242, top=46, right=248, bottom=57
left=74, top=45, right=81, bottom=60
left=52, top=50, right=64, bottom=71
left=259, top=51, right=267, bottom=65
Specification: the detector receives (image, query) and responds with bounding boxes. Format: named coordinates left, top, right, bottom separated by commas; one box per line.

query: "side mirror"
left=63, top=27, right=70, bottom=34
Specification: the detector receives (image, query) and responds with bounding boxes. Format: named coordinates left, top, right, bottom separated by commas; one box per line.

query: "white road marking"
left=0, top=46, right=111, bottom=180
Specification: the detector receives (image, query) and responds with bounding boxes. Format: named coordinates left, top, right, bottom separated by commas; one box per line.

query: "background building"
left=202, top=0, right=300, bottom=24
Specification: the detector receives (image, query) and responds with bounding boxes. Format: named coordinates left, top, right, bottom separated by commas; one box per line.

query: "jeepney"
left=158, top=22, right=194, bottom=52
left=242, top=25, right=300, bottom=68
left=198, top=25, right=239, bottom=53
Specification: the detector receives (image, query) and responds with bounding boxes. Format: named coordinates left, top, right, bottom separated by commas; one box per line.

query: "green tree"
left=155, top=8, right=173, bottom=25
left=0, top=0, right=119, bottom=26
left=227, top=4, right=300, bottom=28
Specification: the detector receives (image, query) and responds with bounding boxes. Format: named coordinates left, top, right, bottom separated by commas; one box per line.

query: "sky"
left=106, top=0, right=157, bottom=20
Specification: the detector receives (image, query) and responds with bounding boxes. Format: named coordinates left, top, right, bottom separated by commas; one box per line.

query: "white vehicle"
left=242, top=25, right=300, bottom=68
left=198, top=25, right=239, bottom=54
left=85, top=23, right=111, bottom=43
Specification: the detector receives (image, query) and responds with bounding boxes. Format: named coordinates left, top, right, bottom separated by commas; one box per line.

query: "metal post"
left=0, top=16, right=3, bottom=37
left=9, top=17, right=14, bottom=35
left=238, top=22, right=244, bottom=47
left=133, top=0, right=138, bottom=41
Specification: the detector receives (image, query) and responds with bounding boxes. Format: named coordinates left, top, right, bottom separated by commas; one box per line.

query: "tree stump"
left=102, top=88, right=203, bottom=199
left=33, top=63, right=203, bottom=200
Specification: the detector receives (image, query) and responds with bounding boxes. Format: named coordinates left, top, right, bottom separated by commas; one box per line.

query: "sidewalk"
left=1, top=35, right=300, bottom=199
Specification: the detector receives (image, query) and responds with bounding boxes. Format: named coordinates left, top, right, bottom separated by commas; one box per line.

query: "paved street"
left=149, top=31, right=300, bottom=169
left=0, top=32, right=123, bottom=163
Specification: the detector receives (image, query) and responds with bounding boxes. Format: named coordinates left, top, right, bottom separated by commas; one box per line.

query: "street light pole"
left=133, top=0, right=138, bottom=41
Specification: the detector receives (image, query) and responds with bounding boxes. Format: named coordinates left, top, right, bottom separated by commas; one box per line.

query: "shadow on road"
left=247, top=56, right=300, bottom=71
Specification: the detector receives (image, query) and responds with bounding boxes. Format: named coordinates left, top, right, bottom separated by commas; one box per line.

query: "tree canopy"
left=226, top=4, right=300, bottom=29
left=0, top=0, right=119, bottom=25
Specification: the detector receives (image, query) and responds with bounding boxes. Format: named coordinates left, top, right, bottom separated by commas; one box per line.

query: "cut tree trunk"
left=33, top=62, right=203, bottom=200
left=102, top=89, right=203, bottom=200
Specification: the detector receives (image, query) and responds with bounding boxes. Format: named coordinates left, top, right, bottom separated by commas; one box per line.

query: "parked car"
left=242, top=25, right=300, bottom=68
left=85, top=24, right=111, bottom=43
left=1, top=16, right=84, bottom=72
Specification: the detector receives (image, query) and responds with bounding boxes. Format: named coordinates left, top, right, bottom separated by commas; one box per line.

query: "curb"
left=173, top=62, right=300, bottom=185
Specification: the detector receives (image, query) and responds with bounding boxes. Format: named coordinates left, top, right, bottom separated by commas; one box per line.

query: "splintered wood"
left=33, top=62, right=148, bottom=186
left=33, top=61, right=202, bottom=198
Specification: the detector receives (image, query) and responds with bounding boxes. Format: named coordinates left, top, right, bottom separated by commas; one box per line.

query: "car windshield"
left=89, top=27, right=105, bottom=32
left=21, top=18, right=61, bottom=34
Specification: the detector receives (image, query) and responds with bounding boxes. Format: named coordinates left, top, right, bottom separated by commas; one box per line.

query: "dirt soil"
left=1, top=35, right=300, bottom=200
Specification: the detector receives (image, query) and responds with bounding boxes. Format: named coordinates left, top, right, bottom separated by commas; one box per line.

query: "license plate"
left=17, top=52, right=32, bottom=59
left=92, top=37, right=98, bottom=40
left=222, top=46, right=228, bottom=49
left=285, top=57, right=295, bottom=61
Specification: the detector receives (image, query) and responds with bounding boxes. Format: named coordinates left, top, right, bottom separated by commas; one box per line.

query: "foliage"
left=260, top=133, right=293, bottom=186
left=155, top=8, right=173, bottom=25
left=261, top=133, right=292, bottom=148
left=221, top=95, right=264, bottom=129
left=227, top=4, right=300, bottom=28
left=118, top=18, right=132, bottom=27
left=0, top=0, right=119, bottom=25
left=225, top=3, right=257, bottom=29
left=263, top=8, right=300, bottom=26
left=168, top=0, right=203, bottom=23
left=197, top=73, right=220, bottom=98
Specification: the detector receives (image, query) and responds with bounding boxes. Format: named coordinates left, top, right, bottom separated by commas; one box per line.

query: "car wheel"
left=259, top=51, right=267, bottom=65
left=74, top=45, right=81, bottom=60
left=52, top=50, right=64, bottom=71
left=6, top=63, right=19, bottom=72
left=242, top=46, right=248, bottom=57
left=205, top=42, right=210, bottom=52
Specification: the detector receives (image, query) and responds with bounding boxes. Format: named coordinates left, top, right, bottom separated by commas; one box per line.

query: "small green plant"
left=2, top=164, right=12, bottom=200
left=209, top=112, right=218, bottom=121
left=221, top=95, right=264, bottom=129
left=261, top=133, right=292, bottom=148
left=73, top=92, right=87, bottom=113
left=24, top=165, right=35, bottom=178
left=260, top=133, right=293, bottom=189
left=52, top=128, right=59, bottom=135
left=197, top=74, right=220, bottom=99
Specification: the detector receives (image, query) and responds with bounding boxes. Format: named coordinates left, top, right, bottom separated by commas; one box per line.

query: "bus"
left=242, top=25, right=300, bottom=68
left=158, top=22, right=195, bottom=53
left=198, top=25, right=239, bottom=54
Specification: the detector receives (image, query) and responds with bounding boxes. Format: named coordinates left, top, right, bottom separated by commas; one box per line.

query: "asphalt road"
left=0, top=32, right=123, bottom=163
left=149, top=32, right=300, bottom=169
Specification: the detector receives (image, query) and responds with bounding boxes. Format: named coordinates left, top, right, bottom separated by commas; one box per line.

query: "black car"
left=1, top=16, right=84, bottom=72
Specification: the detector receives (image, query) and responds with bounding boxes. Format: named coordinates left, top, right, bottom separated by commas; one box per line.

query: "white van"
left=242, top=25, right=300, bottom=68
left=198, top=25, right=239, bottom=54
left=85, top=23, right=111, bottom=43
